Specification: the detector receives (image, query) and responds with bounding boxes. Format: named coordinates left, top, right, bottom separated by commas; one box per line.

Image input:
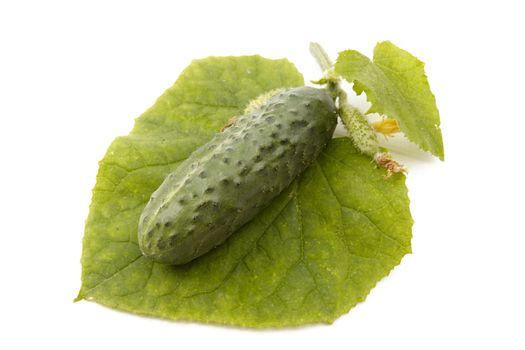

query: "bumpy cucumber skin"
left=138, top=87, right=337, bottom=264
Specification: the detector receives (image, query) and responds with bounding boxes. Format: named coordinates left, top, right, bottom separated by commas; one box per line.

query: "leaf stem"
left=309, top=42, right=333, bottom=73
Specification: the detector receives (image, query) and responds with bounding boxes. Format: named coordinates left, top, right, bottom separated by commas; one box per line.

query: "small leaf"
left=335, top=41, right=444, bottom=160
left=77, top=56, right=413, bottom=327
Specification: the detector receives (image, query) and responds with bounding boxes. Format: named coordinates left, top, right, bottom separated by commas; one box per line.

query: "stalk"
left=309, top=42, right=406, bottom=176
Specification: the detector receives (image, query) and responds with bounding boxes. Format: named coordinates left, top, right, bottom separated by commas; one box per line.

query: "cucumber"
left=138, top=87, right=337, bottom=264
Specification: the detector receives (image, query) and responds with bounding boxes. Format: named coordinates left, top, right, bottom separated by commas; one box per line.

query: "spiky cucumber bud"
left=337, top=91, right=380, bottom=157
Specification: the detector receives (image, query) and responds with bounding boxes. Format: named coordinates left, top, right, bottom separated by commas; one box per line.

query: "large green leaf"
left=335, top=41, right=444, bottom=160
left=77, top=55, right=413, bottom=327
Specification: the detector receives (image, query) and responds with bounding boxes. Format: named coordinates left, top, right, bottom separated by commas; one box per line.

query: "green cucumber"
left=138, top=86, right=337, bottom=264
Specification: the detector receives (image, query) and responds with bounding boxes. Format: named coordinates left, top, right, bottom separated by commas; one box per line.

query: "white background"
left=1, top=0, right=524, bottom=349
